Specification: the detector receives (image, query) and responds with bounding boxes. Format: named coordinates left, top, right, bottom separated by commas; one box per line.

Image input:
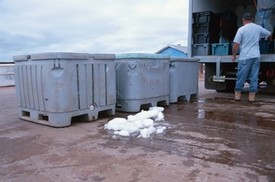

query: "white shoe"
left=248, top=92, right=255, bottom=102
left=235, top=91, right=241, bottom=101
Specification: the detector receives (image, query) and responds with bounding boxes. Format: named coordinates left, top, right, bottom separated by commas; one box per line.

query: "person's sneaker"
left=248, top=92, right=255, bottom=102
left=235, top=91, right=241, bottom=101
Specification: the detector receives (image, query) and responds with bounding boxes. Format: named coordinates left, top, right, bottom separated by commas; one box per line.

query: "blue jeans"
left=235, top=58, right=260, bottom=92
left=255, top=9, right=275, bottom=33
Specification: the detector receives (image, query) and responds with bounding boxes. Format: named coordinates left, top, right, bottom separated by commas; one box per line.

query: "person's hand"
left=268, top=34, right=272, bottom=41
left=232, top=56, right=236, bottom=62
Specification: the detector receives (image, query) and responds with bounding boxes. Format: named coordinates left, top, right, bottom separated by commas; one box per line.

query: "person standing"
left=253, top=0, right=275, bottom=34
left=232, top=12, right=271, bottom=102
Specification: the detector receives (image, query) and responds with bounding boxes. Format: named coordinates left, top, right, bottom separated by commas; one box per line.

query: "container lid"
left=13, top=55, right=30, bottom=62
left=0, top=60, right=14, bottom=64
left=30, top=52, right=90, bottom=61
left=13, top=52, right=115, bottom=62
left=115, top=53, right=170, bottom=60
left=0, top=63, right=15, bottom=66
left=170, top=57, right=200, bottom=62
left=89, top=54, right=115, bottom=60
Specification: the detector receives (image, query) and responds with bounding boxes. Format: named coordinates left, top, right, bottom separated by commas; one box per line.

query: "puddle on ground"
left=99, top=97, right=275, bottom=180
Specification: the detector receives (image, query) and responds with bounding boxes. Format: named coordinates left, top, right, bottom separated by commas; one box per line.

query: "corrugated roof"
left=156, top=44, right=187, bottom=54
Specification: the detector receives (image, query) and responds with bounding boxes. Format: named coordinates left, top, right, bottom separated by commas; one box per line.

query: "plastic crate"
left=193, top=11, right=219, bottom=24
left=219, top=19, right=238, bottom=40
left=169, top=58, right=199, bottom=103
left=192, top=44, right=211, bottom=56
left=14, top=52, right=116, bottom=127
left=211, top=43, right=232, bottom=56
left=219, top=28, right=238, bottom=41
left=219, top=36, right=230, bottom=43
left=115, top=53, right=170, bottom=112
left=220, top=19, right=237, bottom=32
left=192, top=22, right=219, bottom=34
left=259, top=40, right=274, bottom=54
left=219, top=11, right=237, bottom=24
left=193, top=33, right=219, bottom=44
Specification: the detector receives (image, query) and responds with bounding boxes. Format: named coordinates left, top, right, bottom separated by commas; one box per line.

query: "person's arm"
left=232, top=42, right=239, bottom=62
left=261, top=27, right=272, bottom=40
left=232, top=28, right=241, bottom=62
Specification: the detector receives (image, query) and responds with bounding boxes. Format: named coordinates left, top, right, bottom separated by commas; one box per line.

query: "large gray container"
left=115, top=53, right=170, bottom=112
left=169, top=58, right=199, bottom=103
left=14, top=52, right=116, bottom=127
left=0, top=63, right=15, bottom=86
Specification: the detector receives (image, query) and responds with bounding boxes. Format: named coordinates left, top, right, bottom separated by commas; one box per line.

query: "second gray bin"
left=169, top=58, right=199, bottom=103
left=115, top=53, right=170, bottom=112
left=14, top=52, right=116, bottom=127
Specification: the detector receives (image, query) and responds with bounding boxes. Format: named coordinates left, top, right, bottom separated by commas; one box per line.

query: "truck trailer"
left=188, top=0, right=275, bottom=93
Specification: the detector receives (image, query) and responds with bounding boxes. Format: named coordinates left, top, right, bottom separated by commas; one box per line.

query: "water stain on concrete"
left=1, top=86, right=275, bottom=181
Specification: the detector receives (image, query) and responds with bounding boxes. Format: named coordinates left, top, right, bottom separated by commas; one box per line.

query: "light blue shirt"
left=233, top=22, right=271, bottom=60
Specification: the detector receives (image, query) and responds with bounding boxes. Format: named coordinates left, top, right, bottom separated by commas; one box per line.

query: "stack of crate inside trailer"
left=192, top=11, right=240, bottom=56
left=211, top=11, right=238, bottom=56
left=192, top=11, right=220, bottom=56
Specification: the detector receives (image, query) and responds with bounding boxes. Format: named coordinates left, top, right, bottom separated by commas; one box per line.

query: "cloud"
left=0, top=0, right=189, bottom=61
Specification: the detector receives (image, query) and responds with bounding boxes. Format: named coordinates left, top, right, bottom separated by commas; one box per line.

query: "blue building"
left=156, top=44, right=187, bottom=58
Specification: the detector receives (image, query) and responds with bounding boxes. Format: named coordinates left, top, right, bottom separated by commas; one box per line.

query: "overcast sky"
left=0, top=0, right=189, bottom=62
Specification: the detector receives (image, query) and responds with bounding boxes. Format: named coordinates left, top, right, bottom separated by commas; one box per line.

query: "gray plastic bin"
left=169, top=58, right=199, bottom=103
left=115, top=53, right=170, bottom=112
left=0, top=63, right=15, bottom=86
left=14, top=52, right=116, bottom=127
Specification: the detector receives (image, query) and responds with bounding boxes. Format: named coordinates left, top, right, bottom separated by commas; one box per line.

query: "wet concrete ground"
left=1, top=81, right=275, bottom=182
